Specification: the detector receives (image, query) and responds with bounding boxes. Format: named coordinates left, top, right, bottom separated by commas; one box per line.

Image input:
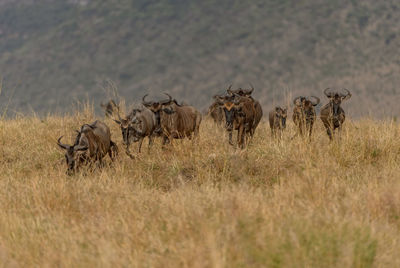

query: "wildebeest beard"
left=224, top=108, right=235, bottom=131
left=333, top=102, right=340, bottom=117
left=153, top=110, right=162, bottom=134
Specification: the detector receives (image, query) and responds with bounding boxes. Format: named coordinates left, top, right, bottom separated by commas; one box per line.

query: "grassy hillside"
left=0, top=0, right=399, bottom=117
left=0, top=107, right=399, bottom=266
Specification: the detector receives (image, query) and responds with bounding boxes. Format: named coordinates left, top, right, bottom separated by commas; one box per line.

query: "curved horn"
left=116, top=106, right=123, bottom=121
left=310, top=96, right=320, bottom=106
left=247, top=83, right=254, bottom=94
left=341, top=88, right=351, bottom=97
left=233, top=94, right=242, bottom=105
left=341, top=88, right=352, bottom=100
left=173, top=99, right=183, bottom=107
left=214, top=95, right=225, bottom=105
left=142, top=94, right=152, bottom=106
left=74, top=144, right=88, bottom=151
left=293, top=96, right=303, bottom=105
left=57, top=136, right=69, bottom=150
left=213, top=94, right=224, bottom=100
left=324, top=88, right=332, bottom=98
left=160, top=93, right=173, bottom=104
left=226, top=84, right=233, bottom=95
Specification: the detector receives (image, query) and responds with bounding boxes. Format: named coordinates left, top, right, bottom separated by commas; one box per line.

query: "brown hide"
left=161, top=103, right=202, bottom=140
left=208, top=101, right=224, bottom=124
left=269, top=107, right=287, bottom=137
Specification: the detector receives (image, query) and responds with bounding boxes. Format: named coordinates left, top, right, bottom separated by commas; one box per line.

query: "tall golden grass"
left=0, top=104, right=399, bottom=267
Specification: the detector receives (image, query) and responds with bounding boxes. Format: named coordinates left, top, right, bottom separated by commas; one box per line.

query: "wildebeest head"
left=293, top=96, right=306, bottom=107
left=113, top=109, right=143, bottom=146
left=274, top=106, right=288, bottom=128
left=142, top=93, right=176, bottom=133
left=303, top=96, right=320, bottom=119
left=226, top=84, right=254, bottom=97
left=100, top=100, right=119, bottom=117
left=57, top=135, right=88, bottom=175
left=324, top=88, right=352, bottom=116
left=215, top=92, right=246, bottom=131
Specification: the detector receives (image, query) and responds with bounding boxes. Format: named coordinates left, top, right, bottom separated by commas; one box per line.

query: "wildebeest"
left=100, top=99, right=119, bottom=118
left=215, top=93, right=256, bottom=148
left=142, top=93, right=202, bottom=145
left=208, top=95, right=225, bottom=125
left=269, top=106, right=287, bottom=138
left=227, top=84, right=263, bottom=136
left=292, top=96, right=320, bottom=139
left=57, top=120, right=118, bottom=175
left=113, top=107, right=157, bottom=157
left=320, top=88, right=352, bottom=140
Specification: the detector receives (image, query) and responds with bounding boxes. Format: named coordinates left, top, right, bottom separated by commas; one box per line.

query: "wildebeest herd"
left=57, top=86, right=351, bottom=174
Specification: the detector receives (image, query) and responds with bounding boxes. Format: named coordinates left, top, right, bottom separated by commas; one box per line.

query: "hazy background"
left=0, top=0, right=399, bottom=118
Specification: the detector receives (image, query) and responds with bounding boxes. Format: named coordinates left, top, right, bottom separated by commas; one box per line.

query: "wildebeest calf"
left=269, top=106, right=287, bottom=138
left=292, top=96, right=320, bottom=139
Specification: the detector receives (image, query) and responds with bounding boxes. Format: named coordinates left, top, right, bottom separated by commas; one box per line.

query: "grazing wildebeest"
left=269, top=106, right=287, bottom=138
left=215, top=93, right=256, bottom=148
left=142, top=93, right=202, bottom=145
left=113, top=107, right=157, bottom=157
left=292, top=96, right=320, bottom=139
left=57, top=120, right=118, bottom=175
left=320, top=88, right=352, bottom=140
left=100, top=100, right=119, bottom=118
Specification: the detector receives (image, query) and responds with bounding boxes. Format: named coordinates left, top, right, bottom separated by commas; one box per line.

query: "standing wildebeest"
left=57, top=120, right=118, bottom=175
left=227, top=84, right=263, bottom=136
left=215, top=93, right=256, bottom=148
left=208, top=95, right=225, bottom=125
left=269, top=106, right=287, bottom=138
left=142, top=93, right=202, bottom=145
left=113, top=107, right=157, bottom=157
left=100, top=100, right=119, bottom=118
left=320, top=88, right=352, bottom=140
left=292, top=96, right=320, bottom=139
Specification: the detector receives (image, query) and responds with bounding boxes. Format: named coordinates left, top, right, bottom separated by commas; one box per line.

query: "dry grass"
left=0, top=105, right=399, bottom=267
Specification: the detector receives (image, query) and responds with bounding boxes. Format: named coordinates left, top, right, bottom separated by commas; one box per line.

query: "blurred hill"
left=0, top=0, right=399, bottom=117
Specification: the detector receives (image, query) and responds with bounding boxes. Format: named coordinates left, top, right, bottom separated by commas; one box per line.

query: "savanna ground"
left=0, top=105, right=399, bottom=267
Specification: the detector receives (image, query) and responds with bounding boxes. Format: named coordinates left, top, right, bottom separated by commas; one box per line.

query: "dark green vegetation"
left=0, top=0, right=399, bottom=117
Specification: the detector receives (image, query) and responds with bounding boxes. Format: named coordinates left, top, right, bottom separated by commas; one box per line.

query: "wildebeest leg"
left=308, top=123, right=313, bottom=141
left=162, top=135, right=170, bottom=146
left=327, top=127, right=333, bottom=140
left=97, top=158, right=105, bottom=169
left=237, top=125, right=245, bottom=149
left=137, top=138, right=144, bottom=153
left=324, top=122, right=333, bottom=141
left=109, top=140, right=118, bottom=161
left=337, top=123, right=342, bottom=139
left=228, top=131, right=233, bottom=146
left=299, top=123, right=304, bottom=137
left=124, top=145, right=135, bottom=159
left=147, top=135, right=154, bottom=152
